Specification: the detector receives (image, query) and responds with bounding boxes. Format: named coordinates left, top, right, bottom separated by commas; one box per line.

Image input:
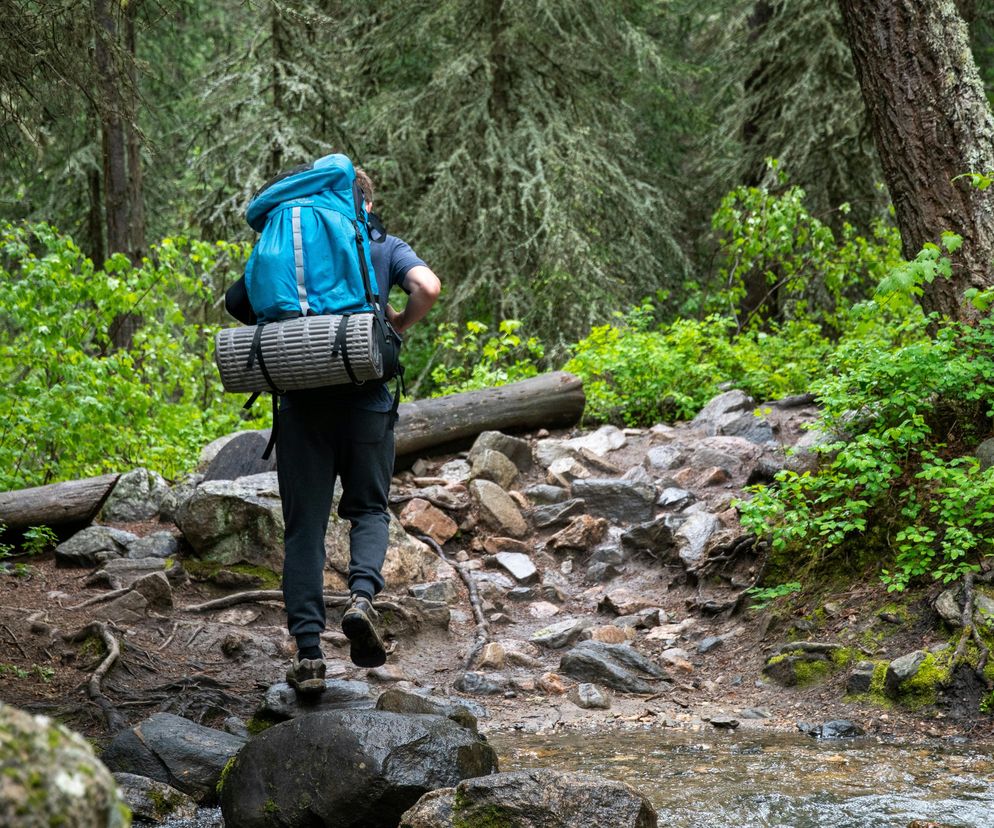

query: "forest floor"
left=1, top=423, right=992, bottom=752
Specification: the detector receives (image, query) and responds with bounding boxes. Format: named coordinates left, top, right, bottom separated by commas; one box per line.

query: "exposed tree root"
left=180, top=588, right=416, bottom=626
left=64, top=586, right=132, bottom=610
left=951, top=572, right=992, bottom=689
left=414, top=533, right=489, bottom=669
left=64, top=621, right=126, bottom=733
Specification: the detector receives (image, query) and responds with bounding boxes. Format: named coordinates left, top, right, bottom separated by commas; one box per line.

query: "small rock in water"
left=796, top=720, right=865, bottom=739
left=568, top=683, right=611, bottom=710
left=708, top=716, right=739, bottom=730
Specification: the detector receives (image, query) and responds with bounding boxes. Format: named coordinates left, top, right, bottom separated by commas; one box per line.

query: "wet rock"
left=409, top=580, right=460, bottom=604
left=469, top=431, right=533, bottom=472
left=621, top=517, right=675, bottom=558
left=469, top=479, right=528, bottom=538
left=530, top=617, right=593, bottom=649
left=691, top=390, right=773, bottom=444
left=674, top=512, right=720, bottom=569
left=559, top=641, right=667, bottom=694
left=524, top=484, right=569, bottom=505
left=568, top=683, right=611, bottom=710
left=656, top=486, right=695, bottom=510
left=885, top=651, right=927, bottom=698
left=400, top=498, right=459, bottom=545
left=454, top=672, right=509, bottom=695
left=469, top=448, right=519, bottom=490
left=375, top=688, right=481, bottom=731
left=113, top=773, right=198, bottom=822
left=847, top=661, right=876, bottom=695
left=547, top=515, right=608, bottom=552
left=530, top=498, right=587, bottom=529
left=571, top=478, right=655, bottom=524
left=0, top=702, right=129, bottom=828
left=495, top=551, right=539, bottom=584
left=697, top=636, right=723, bottom=654
left=99, top=467, right=170, bottom=522
left=101, top=712, right=246, bottom=802
left=221, top=710, right=497, bottom=828
left=644, top=445, right=684, bottom=473
left=399, top=769, right=656, bottom=828
left=127, top=531, right=180, bottom=560
left=796, top=720, right=865, bottom=739
left=258, top=680, right=376, bottom=721
left=55, top=525, right=137, bottom=566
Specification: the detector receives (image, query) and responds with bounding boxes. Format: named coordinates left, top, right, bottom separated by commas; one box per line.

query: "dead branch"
left=64, top=622, right=126, bottom=732
left=64, top=586, right=132, bottom=610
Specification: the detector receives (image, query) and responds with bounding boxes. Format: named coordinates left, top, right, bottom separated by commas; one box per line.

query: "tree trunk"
left=838, top=0, right=994, bottom=321
left=395, top=371, right=585, bottom=457
left=0, top=474, right=120, bottom=532
left=125, top=1, right=145, bottom=262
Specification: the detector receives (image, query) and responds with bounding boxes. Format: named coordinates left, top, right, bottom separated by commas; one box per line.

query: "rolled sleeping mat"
left=214, top=313, right=383, bottom=393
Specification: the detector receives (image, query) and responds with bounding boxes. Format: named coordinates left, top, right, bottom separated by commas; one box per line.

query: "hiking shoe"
left=341, top=595, right=387, bottom=668
left=286, top=656, right=326, bottom=695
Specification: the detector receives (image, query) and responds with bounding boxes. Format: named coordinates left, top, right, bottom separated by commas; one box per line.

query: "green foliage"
left=429, top=320, right=544, bottom=396
left=745, top=581, right=801, bottom=610
left=740, top=239, right=994, bottom=591
left=22, top=525, right=57, bottom=556
left=565, top=305, right=834, bottom=426
left=704, top=163, right=903, bottom=331
left=0, top=222, right=260, bottom=489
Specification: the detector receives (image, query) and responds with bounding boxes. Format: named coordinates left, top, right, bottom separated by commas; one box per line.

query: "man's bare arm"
left=387, top=265, right=441, bottom=334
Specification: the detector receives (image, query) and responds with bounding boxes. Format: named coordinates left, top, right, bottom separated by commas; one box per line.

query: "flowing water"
left=161, top=729, right=994, bottom=827
left=489, top=728, right=994, bottom=828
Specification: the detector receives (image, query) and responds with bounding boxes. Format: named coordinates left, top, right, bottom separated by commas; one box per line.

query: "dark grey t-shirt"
left=284, top=234, right=427, bottom=412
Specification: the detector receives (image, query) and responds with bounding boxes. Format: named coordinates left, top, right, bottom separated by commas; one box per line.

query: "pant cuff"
left=349, top=578, right=377, bottom=600
left=295, top=632, right=321, bottom=651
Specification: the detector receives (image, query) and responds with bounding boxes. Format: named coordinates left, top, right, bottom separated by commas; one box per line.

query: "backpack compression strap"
left=243, top=322, right=284, bottom=461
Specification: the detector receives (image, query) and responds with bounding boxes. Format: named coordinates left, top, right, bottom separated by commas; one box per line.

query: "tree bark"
left=0, top=474, right=120, bottom=531
left=838, top=0, right=994, bottom=321
left=395, top=371, right=585, bottom=457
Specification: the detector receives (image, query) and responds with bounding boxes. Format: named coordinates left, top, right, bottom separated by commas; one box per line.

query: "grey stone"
left=535, top=439, right=575, bottom=468
left=691, top=390, right=773, bottom=444
left=621, top=517, right=675, bottom=557
left=935, top=588, right=961, bottom=626
left=507, top=586, right=535, bottom=601
left=438, top=459, right=472, bottom=483
left=797, top=720, right=865, bottom=739
left=977, top=437, right=994, bottom=471
left=91, top=556, right=171, bottom=589
left=568, top=683, right=611, bottom=710
left=375, top=688, right=482, bottom=731
left=454, top=672, right=509, bottom=695
left=131, top=571, right=173, bottom=610
left=399, top=769, right=657, bottom=828
left=689, top=446, right=741, bottom=474
left=100, top=467, right=170, bottom=522
left=885, top=650, right=927, bottom=698
left=159, top=474, right=204, bottom=524
left=469, top=431, right=533, bottom=471
left=259, top=680, right=376, bottom=720
left=674, top=512, right=720, bottom=568
left=529, top=498, right=586, bottom=529
left=0, top=702, right=128, bottom=828
left=198, top=430, right=252, bottom=470
left=524, top=484, right=569, bottom=505
left=975, top=594, right=994, bottom=631
left=613, top=608, right=661, bottom=630
left=222, top=717, right=250, bottom=739
left=101, top=712, right=246, bottom=802
left=409, top=580, right=460, bottom=604
left=621, top=465, right=655, bottom=487
left=112, top=773, right=198, bottom=822
left=55, top=525, right=137, bottom=566
left=127, top=531, right=180, bottom=560
left=589, top=544, right=628, bottom=566
left=530, top=617, right=593, bottom=649
left=559, top=641, right=666, bottom=694
left=202, top=431, right=277, bottom=481
left=656, top=487, right=695, bottom=510
left=571, top=478, right=655, bottom=524
left=469, top=479, right=528, bottom=538
left=221, top=711, right=497, bottom=828
left=847, top=661, right=876, bottom=695
left=738, top=707, right=772, bottom=720
left=697, top=636, right=724, bottom=654
left=494, top=551, right=538, bottom=584
left=785, top=427, right=834, bottom=473
left=93, top=589, right=149, bottom=624
left=469, top=448, right=519, bottom=490
left=709, top=716, right=739, bottom=730
left=587, top=562, right=622, bottom=582
left=644, top=445, right=684, bottom=473
left=566, top=425, right=628, bottom=456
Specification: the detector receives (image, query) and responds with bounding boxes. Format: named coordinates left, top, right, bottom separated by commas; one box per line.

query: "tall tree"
left=838, top=0, right=994, bottom=321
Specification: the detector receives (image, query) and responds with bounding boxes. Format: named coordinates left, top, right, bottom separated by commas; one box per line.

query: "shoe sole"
left=289, top=677, right=326, bottom=695
left=342, top=611, right=387, bottom=668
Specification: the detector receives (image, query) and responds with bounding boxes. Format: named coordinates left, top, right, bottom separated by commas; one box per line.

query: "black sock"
left=298, top=645, right=323, bottom=661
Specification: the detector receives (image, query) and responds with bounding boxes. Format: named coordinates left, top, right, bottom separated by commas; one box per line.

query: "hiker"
left=224, top=162, right=440, bottom=692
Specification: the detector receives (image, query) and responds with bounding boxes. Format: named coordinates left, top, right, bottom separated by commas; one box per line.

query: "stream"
left=160, top=729, right=994, bottom=827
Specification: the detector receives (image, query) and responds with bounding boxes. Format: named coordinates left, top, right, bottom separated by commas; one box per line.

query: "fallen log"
left=395, top=370, right=585, bottom=457
left=0, top=473, right=120, bottom=532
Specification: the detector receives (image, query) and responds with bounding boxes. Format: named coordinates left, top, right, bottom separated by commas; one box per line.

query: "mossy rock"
left=763, top=651, right=839, bottom=687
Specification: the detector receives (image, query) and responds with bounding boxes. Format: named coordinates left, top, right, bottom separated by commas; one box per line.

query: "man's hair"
left=355, top=167, right=375, bottom=205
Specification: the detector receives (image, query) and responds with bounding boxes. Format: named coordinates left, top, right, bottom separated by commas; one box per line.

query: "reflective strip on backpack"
left=291, top=206, right=309, bottom=314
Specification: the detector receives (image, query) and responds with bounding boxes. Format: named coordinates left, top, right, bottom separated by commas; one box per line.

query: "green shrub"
left=0, top=222, right=260, bottom=489
left=740, top=235, right=994, bottom=591
left=429, top=319, right=544, bottom=396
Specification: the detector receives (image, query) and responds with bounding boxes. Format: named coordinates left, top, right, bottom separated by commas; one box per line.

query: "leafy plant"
left=22, top=525, right=57, bottom=556
left=429, top=319, right=544, bottom=396
left=745, top=581, right=802, bottom=610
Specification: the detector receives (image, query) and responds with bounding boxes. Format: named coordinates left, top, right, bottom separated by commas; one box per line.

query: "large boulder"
left=469, top=431, right=533, bottom=472
left=559, top=640, right=668, bottom=694
left=219, top=710, right=498, bottom=828
left=99, top=467, right=170, bottom=522
left=112, top=773, right=198, bottom=822
left=691, top=390, right=773, bottom=444
left=570, top=479, right=655, bottom=525
left=400, top=769, right=657, bottom=828
left=257, top=680, right=376, bottom=721
left=203, top=431, right=277, bottom=481
left=55, top=525, right=138, bottom=566
left=101, top=712, right=246, bottom=802
left=0, top=702, right=129, bottom=828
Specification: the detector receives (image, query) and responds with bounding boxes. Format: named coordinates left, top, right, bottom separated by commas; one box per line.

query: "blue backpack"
left=244, top=153, right=383, bottom=321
